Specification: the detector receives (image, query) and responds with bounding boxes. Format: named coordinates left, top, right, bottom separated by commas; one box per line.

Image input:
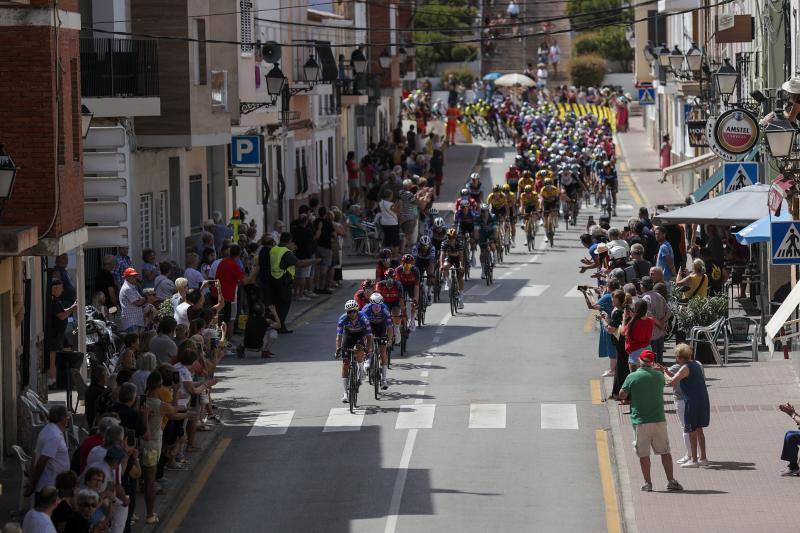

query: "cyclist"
left=467, top=172, right=484, bottom=203
left=429, top=217, right=448, bottom=258
left=374, top=268, right=403, bottom=342
left=454, top=187, right=479, bottom=213
left=487, top=184, right=508, bottom=222
left=517, top=170, right=535, bottom=194
left=395, top=254, right=421, bottom=331
left=540, top=178, right=561, bottom=244
left=454, top=200, right=479, bottom=267
left=599, top=160, right=618, bottom=215
left=335, top=300, right=373, bottom=403
left=518, top=184, right=540, bottom=237
left=412, top=235, right=436, bottom=301
left=505, top=164, right=521, bottom=191
left=439, top=228, right=465, bottom=309
left=361, top=293, right=392, bottom=390
left=559, top=166, right=581, bottom=218
left=375, top=248, right=393, bottom=282
left=353, top=279, right=374, bottom=309
left=503, top=183, right=517, bottom=246
left=476, top=204, right=498, bottom=276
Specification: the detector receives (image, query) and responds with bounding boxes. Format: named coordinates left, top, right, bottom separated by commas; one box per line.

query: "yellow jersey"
left=505, top=191, right=516, bottom=206
left=540, top=185, right=560, bottom=203
left=518, top=191, right=539, bottom=207
left=487, top=192, right=507, bottom=209
left=517, top=176, right=535, bottom=192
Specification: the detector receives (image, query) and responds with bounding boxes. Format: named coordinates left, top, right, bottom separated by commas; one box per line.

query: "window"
left=318, top=140, right=323, bottom=187
left=240, top=0, right=253, bottom=55
left=195, top=19, right=207, bottom=85
left=140, top=193, right=153, bottom=250
left=211, top=70, right=228, bottom=110
left=327, top=137, right=334, bottom=186
left=189, top=175, right=203, bottom=231
left=158, top=190, right=169, bottom=253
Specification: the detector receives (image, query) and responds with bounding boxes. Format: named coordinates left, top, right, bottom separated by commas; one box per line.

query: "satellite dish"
left=262, top=41, right=281, bottom=63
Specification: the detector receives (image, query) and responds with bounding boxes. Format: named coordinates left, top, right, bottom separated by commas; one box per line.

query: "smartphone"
left=210, top=337, right=219, bottom=349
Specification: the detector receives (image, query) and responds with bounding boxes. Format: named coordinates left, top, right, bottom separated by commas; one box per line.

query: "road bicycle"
left=524, top=212, right=538, bottom=252
left=432, top=262, right=442, bottom=303
left=371, top=337, right=389, bottom=399
left=479, top=242, right=494, bottom=285
left=400, top=292, right=412, bottom=357
left=543, top=209, right=557, bottom=246
left=601, top=185, right=614, bottom=219
left=448, top=266, right=460, bottom=316
left=417, top=274, right=428, bottom=327
left=341, top=347, right=362, bottom=413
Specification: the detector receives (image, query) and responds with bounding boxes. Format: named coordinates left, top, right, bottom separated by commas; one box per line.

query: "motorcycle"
left=84, top=305, right=121, bottom=374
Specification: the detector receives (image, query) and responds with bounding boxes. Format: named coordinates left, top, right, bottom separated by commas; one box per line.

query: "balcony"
left=339, top=74, right=371, bottom=106
left=80, top=37, right=160, bottom=117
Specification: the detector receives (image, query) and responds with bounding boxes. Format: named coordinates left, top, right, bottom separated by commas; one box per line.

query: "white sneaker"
left=381, top=380, right=388, bottom=390
left=602, top=369, right=614, bottom=377
left=510, top=241, right=515, bottom=248
left=697, top=458, right=709, bottom=466
left=341, top=392, right=349, bottom=403
left=458, top=298, right=464, bottom=309
left=680, top=461, right=700, bottom=468
left=443, top=280, right=449, bottom=291
left=470, top=256, right=476, bottom=267
left=676, top=455, right=691, bottom=464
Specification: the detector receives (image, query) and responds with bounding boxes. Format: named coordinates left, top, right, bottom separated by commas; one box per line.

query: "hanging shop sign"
left=687, top=120, right=708, bottom=147
left=705, top=109, right=759, bottom=161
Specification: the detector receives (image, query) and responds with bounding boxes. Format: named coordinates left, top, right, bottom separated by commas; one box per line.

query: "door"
left=0, top=292, right=10, bottom=461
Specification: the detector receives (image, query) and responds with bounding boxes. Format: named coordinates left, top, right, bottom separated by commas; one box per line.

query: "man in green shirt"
left=620, top=350, right=683, bottom=492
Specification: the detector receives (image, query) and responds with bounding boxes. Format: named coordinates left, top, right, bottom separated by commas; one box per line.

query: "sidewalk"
left=616, top=121, right=685, bottom=208
left=605, top=358, right=800, bottom=533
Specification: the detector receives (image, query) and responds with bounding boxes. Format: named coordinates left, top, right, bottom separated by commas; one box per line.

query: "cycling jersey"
left=505, top=191, right=516, bottom=207
left=517, top=177, right=535, bottom=192
left=519, top=191, right=540, bottom=210
left=454, top=197, right=479, bottom=213
left=353, top=289, right=370, bottom=309
left=467, top=182, right=483, bottom=200
left=441, top=239, right=464, bottom=267
left=395, top=265, right=421, bottom=288
left=336, top=312, right=372, bottom=336
left=599, top=169, right=618, bottom=183
left=486, top=192, right=507, bottom=210
left=429, top=226, right=447, bottom=243
left=540, top=185, right=560, bottom=202
left=374, top=279, right=402, bottom=305
left=476, top=214, right=497, bottom=243
left=411, top=244, right=436, bottom=262
left=360, top=303, right=393, bottom=337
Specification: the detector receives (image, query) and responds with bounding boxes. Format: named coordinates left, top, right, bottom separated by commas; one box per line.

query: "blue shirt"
left=336, top=312, right=373, bottom=335
left=656, top=241, right=675, bottom=281
left=411, top=244, right=436, bottom=262
left=360, top=303, right=393, bottom=326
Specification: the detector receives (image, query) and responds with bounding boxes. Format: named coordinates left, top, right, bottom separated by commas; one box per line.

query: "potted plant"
left=673, top=295, right=728, bottom=363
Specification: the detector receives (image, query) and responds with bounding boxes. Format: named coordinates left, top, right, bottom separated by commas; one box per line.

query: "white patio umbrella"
left=493, top=73, right=535, bottom=87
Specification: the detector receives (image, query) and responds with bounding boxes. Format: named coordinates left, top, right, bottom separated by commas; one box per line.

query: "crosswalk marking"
left=396, top=404, right=436, bottom=429
left=464, top=283, right=502, bottom=296
left=468, top=403, right=507, bottom=428
left=541, top=404, right=579, bottom=429
left=248, top=410, right=295, bottom=437
left=323, top=408, right=365, bottom=432
left=515, top=284, right=550, bottom=297
left=565, top=286, right=584, bottom=298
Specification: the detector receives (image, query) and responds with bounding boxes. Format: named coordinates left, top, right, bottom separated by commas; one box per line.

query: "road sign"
left=231, top=166, right=261, bottom=178
left=771, top=221, right=800, bottom=264
left=638, top=88, right=655, bottom=105
left=230, top=135, right=262, bottom=166
left=723, top=161, right=758, bottom=193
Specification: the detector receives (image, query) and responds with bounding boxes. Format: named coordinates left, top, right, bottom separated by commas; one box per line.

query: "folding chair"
left=724, top=316, right=761, bottom=363
left=687, top=317, right=726, bottom=365
left=11, top=445, right=32, bottom=515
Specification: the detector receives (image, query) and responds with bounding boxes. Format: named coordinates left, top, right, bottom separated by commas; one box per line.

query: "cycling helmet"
left=344, top=300, right=360, bottom=311
left=379, top=248, right=392, bottom=259
left=470, top=172, right=480, bottom=181
left=536, top=170, right=548, bottom=178
left=524, top=185, right=533, bottom=192
left=360, top=279, right=374, bottom=289
left=369, top=293, right=384, bottom=304
left=544, top=178, right=553, bottom=185
left=522, top=170, right=532, bottom=177
left=493, top=184, right=501, bottom=192
left=419, top=235, right=431, bottom=247
left=447, top=228, right=458, bottom=238
left=429, top=207, right=439, bottom=216
left=384, top=268, right=396, bottom=279
left=461, top=188, right=469, bottom=196
left=603, top=160, right=612, bottom=167
left=401, top=254, right=414, bottom=264
left=480, top=203, right=490, bottom=212
left=433, top=217, right=445, bottom=228
left=502, top=183, right=511, bottom=191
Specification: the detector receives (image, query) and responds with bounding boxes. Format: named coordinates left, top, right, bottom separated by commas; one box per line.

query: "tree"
left=414, top=0, right=477, bottom=76
left=573, top=26, right=633, bottom=63
left=566, top=0, right=631, bottom=30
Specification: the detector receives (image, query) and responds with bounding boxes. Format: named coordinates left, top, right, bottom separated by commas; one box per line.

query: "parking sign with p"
left=231, top=135, right=262, bottom=166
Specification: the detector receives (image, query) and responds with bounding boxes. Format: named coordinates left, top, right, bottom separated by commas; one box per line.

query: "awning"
left=662, top=152, right=719, bottom=180
left=653, top=184, right=789, bottom=226
left=734, top=210, right=792, bottom=244
left=765, top=282, right=800, bottom=355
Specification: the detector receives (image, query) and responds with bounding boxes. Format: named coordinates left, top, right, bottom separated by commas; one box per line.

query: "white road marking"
left=420, top=370, right=429, bottom=378
left=564, top=286, right=585, bottom=298
left=423, top=362, right=431, bottom=367
left=425, top=355, right=433, bottom=358
left=323, top=408, right=365, bottom=432
left=515, top=284, right=550, bottom=297
left=384, top=429, right=419, bottom=533
left=439, top=314, right=452, bottom=327
left=247, top=410, right=294, bottom=437
left=415, top=389, right=425, bottom=404
left=396, top=404, right=436, bottom=429
left=540, top=404, right=579, bottom=430
left=468, top=403, right=507, bottom=429
left=464, top=283, right=502, bottom=296
left=432, top=336, right=441, bottom=343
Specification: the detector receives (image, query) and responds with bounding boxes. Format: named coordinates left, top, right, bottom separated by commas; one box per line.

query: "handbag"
left=682, top=274, right=707, bottom=300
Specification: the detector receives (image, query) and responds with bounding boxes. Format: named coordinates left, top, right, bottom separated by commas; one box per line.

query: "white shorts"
left=633, top=422, right=670, bottom=458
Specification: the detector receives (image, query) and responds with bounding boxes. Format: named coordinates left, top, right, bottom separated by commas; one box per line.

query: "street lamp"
left=303, top=54, right=320, bottom=83
left=265, top=63, right=286, bottom=97
left=378, top=47, right=392, bottom=69
left=668, top=45, right=684, bottom=73
left=0, top=144, right=18, bottom=200
left=714, top=58, right=739, bottom=102
left=405, top=43, right=416, bottom=58
left=81, top=104, right=94, bottom=139
left=764, top=117, right=797, bottom=159
left=685, top=43, right=703, bottom=72
left=350, top=48, right=368, bottom=74
left=398, top=47, right=408, bottom=63
left=643, top=41, right=656, bottom=63
left=657, top=43, right=670, bottom=69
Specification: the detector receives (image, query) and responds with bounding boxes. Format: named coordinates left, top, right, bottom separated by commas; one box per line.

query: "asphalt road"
left=179, top=143, right=636, bottom=533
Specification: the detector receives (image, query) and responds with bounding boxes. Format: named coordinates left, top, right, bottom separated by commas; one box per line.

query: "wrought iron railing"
left=80, top=37, right=159, bottom=98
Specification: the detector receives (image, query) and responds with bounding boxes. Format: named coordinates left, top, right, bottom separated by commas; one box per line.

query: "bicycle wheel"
left=400, top=325, right=408, bottom=356
left=349, top=361, right=358, bottom=413
left=417, top=297, right=426, bottom=326
left=373, top=353, right=380, bottom=399
left=449, top=284, right=457, bottom=316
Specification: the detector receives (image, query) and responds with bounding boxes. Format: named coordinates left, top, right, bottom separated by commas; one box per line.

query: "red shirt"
left=354, top=289, right=370, bottom=309
left=215, top=257, right=245, bottom=302
left=395, top=265, right=420, bottom=287
left=625, top=317, right=655, bottom=353
left=374, top=280, right=401, bottom=303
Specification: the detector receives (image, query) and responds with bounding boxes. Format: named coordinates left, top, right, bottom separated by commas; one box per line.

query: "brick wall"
left=368, top=2, right=392, bottom=89
left=0, top=23, right=84, bottom=237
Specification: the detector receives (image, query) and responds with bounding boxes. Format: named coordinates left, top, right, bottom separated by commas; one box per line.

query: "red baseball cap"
left=123, top=267, right=139, bottom=278
left=639, top=350, right=655, bottom=363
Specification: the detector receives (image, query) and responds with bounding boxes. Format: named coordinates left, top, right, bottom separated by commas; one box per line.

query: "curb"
left=614, top=133, right=651, bottom=208
left=145, top=408, right=232, bottom=533
left=601, top=378, right=638, bottom=533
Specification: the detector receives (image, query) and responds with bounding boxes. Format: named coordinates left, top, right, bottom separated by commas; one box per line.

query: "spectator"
left=85, top=445, right=129, bottom=533
left=549, top=41, right=561, bottom=75
left=84, top=367, right=111, bottom=429
left=663, top=348, right=693, bottom=465
left=132, top=352, right=158, bottom=396
left=174, top=287, right=205, bottom=327
left=608, top=290, right=631, bottom=399
left=150, top=317, right=178, bottom=364
left=313, top=207, right=334, bottom=295
left=216, top=244, right=245, bottom=332
left=119, top=268, right=145, bottom=333
left=45, top=279, right=77, bottom=387
left=594, top=282, right=617, bottom=377
left=640, top=277, right=670, bottom=364
left=270, top=232, right=314, bottom=333
left=622, top=299, right=654, bottom=372
left=211, top=211, right=233, bottom=252
left=623, top=243, right=651, bottom=283
left=174, top=348, right=217, bottom=455
left=271, top=220, right=285, bottom=245
left=406, top=125, right=416, bottom=149
left=676, top=258, right=708, bottom=301
left=141, top=249, right=158, bottom=290
left=27, top=405, right=70, bottom=496
left=53, top=253, right=77, bottom=306
left=183, top=253, right=204, bottom=290
left=153, top=261, right=176, bottom=302
left=197, top=226, right=216, bottom=256
left=699, top=247, right=726, bottom=295
left=536, top=63, right=548, bottom=90
left=64, top=489, right=101, bottom=533
left=241, top=302, right=281, bottom=358
left=170, top=277, right=188, bottom=311
left=654, top=226, right=676, bottom=282
left=52, top=470, right=78, bottom=531
left=379, top=189, right=401, bottom=256
left=659, top=133, right=672, bottom=169
left=22, top=486, right=59, bottom=533
left=398, top=179, right=420, bottom=250
left=619, top=350, right=683, bottom=492
left=290, top=211, right=316, bottom=300
left=346, top=151, right=360, bottom=204
left=199, top=248, right=216, bottom=280
left=664, top=344, right=710, bottom=467
left=112, top=247, right=133, bottom=288
left=94, top=255, right=119, bottom=310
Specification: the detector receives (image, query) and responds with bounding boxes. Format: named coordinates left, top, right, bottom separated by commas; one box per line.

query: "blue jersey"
left=360, top=303, right=393, bottom=326
left=411, top=243, right=436, bottom=262
left=336, top=312, right=373, bottom=336
left=599, top=169, right=618, bottom=183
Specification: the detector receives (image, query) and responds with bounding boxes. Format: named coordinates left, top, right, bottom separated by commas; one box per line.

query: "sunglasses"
left=347, top=310, right=358, bottom=314
left=80, top=502, right=98, bottom=508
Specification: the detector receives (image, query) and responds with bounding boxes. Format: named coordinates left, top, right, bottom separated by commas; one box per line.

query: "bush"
left=573, top=27, right=632, bottom=64
left=574, top=33, right=601, bottom=56
left=450, top=44, right=478, bottom=62
left=442, top=67, right=476, bottom=88
left=569, top=54, right=607, bottom=87
left=675, top=295, right=728, bottom=332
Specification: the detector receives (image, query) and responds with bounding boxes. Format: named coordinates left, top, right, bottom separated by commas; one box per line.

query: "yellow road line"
left=595, top=429, right=622, bottom=533
left=617, top=160, right=627, bottom=172
left=621, top=173, right=644, bottom=207
left=164, top=437, right=231, bottom=532
left=583, top=310, right=598, bottom=333
left=590, top=379, right=602, bottom=405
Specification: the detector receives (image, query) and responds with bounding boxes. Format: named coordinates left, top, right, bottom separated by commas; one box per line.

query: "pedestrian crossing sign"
left=771, top=221, right=800, bottom=264
left=638, top=88, right=655, bottom=105
left=723, top=162, right=758, bottom=193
